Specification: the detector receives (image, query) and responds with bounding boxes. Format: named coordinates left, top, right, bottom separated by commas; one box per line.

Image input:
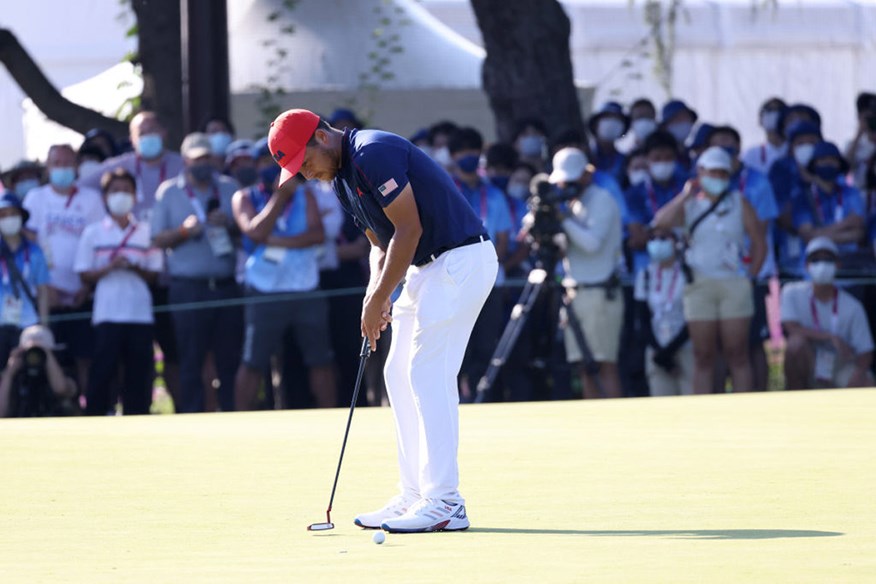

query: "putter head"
left=307, top=522, right=334, bottom=531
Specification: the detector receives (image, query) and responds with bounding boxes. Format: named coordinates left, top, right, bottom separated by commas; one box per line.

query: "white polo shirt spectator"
left=74, top=168, right=163, bottom=416
left=24, top=183, right=105, bottom=302
left=74, top=216, right=163, bottom=325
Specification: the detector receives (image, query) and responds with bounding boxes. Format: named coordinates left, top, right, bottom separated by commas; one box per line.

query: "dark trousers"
left=169, top=278, right=242, bottom=413
left=86, top=323, right=154, bottom=415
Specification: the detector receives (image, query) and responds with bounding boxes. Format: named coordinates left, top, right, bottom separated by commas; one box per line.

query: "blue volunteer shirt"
left=333, top=129, right=486, bottom=265
left=734, top=166, right=779, bottom=279
left=453, top=177, right=513, bottom=243
left=624, top=169, right=686, bottom=275
left=592, top=146, right=627, bottom=187
left=0, top=240, right=50, bottom=328
left=792, top=183, right=864, bottom=256
left=243, top=185, right=319, bottom=292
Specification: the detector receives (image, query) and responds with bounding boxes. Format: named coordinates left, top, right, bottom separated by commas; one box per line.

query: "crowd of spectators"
left=1, top=94, right=875, bottom=417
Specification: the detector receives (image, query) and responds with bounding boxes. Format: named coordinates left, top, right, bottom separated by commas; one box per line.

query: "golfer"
left=268, top=109, right=496, bottom=533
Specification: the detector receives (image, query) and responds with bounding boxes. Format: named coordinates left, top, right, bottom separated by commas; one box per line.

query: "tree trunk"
left=0, top=28, right=128, bottom=139
left=470, top=0, right=584, bottom=143
left=132, top=0, right=184, bottom=149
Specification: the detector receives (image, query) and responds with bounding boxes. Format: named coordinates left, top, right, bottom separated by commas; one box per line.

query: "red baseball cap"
left=268, top=109, right=320, bottom=187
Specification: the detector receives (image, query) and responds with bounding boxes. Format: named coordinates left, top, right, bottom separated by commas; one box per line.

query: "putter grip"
left=360, top=337, right=372, bottom=358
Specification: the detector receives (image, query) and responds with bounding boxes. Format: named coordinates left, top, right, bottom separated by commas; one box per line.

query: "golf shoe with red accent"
left=380, top=498, right=470, bottom=533
left=353, top=493, right=419, bottom=529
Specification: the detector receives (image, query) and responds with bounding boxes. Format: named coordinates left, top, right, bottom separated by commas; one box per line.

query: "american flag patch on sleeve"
left=378, top=178, right=399, bottom=197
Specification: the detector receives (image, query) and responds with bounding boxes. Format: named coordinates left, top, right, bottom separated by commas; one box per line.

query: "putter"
left=307, top=337, right=372, bottom=531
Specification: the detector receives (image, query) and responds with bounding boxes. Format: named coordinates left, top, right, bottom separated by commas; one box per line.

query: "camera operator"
left=550, top=148, right=625, bottom=398
left=0, top=325, right=76, bottom=417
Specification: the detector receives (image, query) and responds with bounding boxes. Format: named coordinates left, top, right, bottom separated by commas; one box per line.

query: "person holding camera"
left=550, top=147, right=625, bottom=399
left=0, top=325, right=76, bottom=417
left=633, top=228, right=693, bottom=396
left=652, top=147, right=766, bottom=394
left=75, top=168, right=164, bottom=415
left=0, top=193, right=50, bottom=367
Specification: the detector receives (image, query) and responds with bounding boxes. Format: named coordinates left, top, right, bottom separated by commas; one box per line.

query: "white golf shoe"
left=380, top=498, right=470, bottom=533
left=354, top=493, right=419, bottom=529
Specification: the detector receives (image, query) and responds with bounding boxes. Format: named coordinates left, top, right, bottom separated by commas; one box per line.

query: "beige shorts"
left=683, top=276, right=753, bottom=322
left=564, top=287, right=624, bottom=364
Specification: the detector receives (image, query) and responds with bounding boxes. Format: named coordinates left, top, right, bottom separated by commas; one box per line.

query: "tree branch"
left=0, top=28, right=129, bottom=139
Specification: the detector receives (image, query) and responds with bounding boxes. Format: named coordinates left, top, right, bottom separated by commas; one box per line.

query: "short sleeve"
left=847, top=300, right=875, bottom=354
left=842, top=186, right=865, bottom=218
left=353, top=143, right=411, bottom=208
left=29, top=245, right=51, bottom=287
left=745, top=174, right=779, bottom=221
left=150, top=183, right=172, bottom=234
left=490, top=189, right=513, bottom=234
left=73, top=226, right=96, bottom=274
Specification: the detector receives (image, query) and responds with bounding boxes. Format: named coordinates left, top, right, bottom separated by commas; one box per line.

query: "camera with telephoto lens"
left=12, top=346, right=57, bottom=417
left=521, top=174, right=582, bottom=261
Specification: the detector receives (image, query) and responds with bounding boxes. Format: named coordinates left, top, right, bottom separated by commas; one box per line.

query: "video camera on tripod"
left=474, top=174, right=601, bottom=402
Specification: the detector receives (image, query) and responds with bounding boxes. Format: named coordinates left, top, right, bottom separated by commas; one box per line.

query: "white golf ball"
left=372, top=531, right=386, bottom=545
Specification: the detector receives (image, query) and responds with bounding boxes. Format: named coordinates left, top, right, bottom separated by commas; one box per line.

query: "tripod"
left=475, top=238, right=601, bottom=403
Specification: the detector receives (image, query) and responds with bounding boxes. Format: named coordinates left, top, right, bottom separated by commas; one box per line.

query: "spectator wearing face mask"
left=513, top=117, right=549, bottom=173
left=484, top=143, right=531, bottom=277
left=686, top=123, right=715, bottom=171
left=76, top=145, right=106, bottom=185
left=770, top=121, right=823, bottom=274
left=634, top=228, right=693, bottom=396
left=588, top=102, right=629, bottom=185
left=150, top=132, right=243, bottom=413
left=660, top=99, right=698, bottom=149
left=80, top=111, right=185, bottom=224
left=449, top=127, right=512, bottom=402
left=627, top=98, right=659, bottom=149
left=0, top=194, right=50, bottom=366
left=426, top=120, right=459, bottom=171
left=75, top=168, right=163, bottom=415
left=23, top=144, right=106, bottom=394
left=782, top=237, right=873, bottom=389
left=652, top=147, right=766, bottom=394
left=2, top=161, right=43, bottom=201
left=224, top=140, right=258, bottom=188
left=551, top=147, right=625, bottom=399
left=201, top=115, right=236, bottom=172
left=623, top=147, right=649, bottom=191
left=624, top=131, right=687, bottom=275
left=792, top=142, right=865, bottom=265
left=741, top=98, right=788, bottom=175
left=707, top=125, right=779, bottom=391
left=845, top=92, right=876, bottom=191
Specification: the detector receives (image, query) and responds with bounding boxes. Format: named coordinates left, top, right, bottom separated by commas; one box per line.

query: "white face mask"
left=794, top=143, right=816, bottom=167
left=627, top=169, right=649, bottom=186
left=107, top=192, right=135, bottom=216
left=0, top=215, right=23, bottom=236
left=597, top=118, right=625, bottom=142
left=808, top=261, right=837, bottom=284
left=432, top=146, right=452, bottom=167
left=78, top=160, right=102, bottom=179
left=649, top=161, right=676, bottom=183
left=631, top=118, right=657, bottom=141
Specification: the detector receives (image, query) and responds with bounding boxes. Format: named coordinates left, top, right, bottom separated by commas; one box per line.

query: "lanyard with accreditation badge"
left=185, top=182, right=220, bottom=222
left=0, top=246, right=30, bottom=291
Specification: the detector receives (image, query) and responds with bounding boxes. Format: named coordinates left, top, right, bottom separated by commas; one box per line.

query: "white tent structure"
left=227, top=0, right=593, bottom=140
left=424, top=0, right=876, bottom=149
left=21, top=62, right=142, bottom=161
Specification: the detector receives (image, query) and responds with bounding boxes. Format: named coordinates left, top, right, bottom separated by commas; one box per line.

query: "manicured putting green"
left=2, top=389, right=875, bottom=583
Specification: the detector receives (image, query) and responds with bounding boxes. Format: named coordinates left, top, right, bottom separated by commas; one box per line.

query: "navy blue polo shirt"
left=332, top=129, right=486, bottom=266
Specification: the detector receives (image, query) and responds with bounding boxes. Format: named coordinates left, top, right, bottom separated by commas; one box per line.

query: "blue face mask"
left=647, top=239, right=675, bottom=263
left=519, top=135, right=545, bottom=158
left=813, top=165, right=841, bottom=184
left=259, top=165, right=281, bottom=187
left=456, top=154, right=480, bottom=174
left=491, top=176, right=510, bottom=191
left=209, top=132, right=233, bottom=156
left=189, top=164, right=213, bottom=183
left=14, top=178, right=40, bottom=199
left=138, top=134, right=164, bottom=159
left=49, top=167, right=76, bottom=190
left=700, top=176, right=729, bottom=196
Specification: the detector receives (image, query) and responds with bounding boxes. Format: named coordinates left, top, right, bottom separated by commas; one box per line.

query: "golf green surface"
left=2, top=389, right=875, bottom=583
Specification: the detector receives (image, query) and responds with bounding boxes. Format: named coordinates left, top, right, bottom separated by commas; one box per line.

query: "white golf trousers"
left=384, top=240, right=497, bottom=504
